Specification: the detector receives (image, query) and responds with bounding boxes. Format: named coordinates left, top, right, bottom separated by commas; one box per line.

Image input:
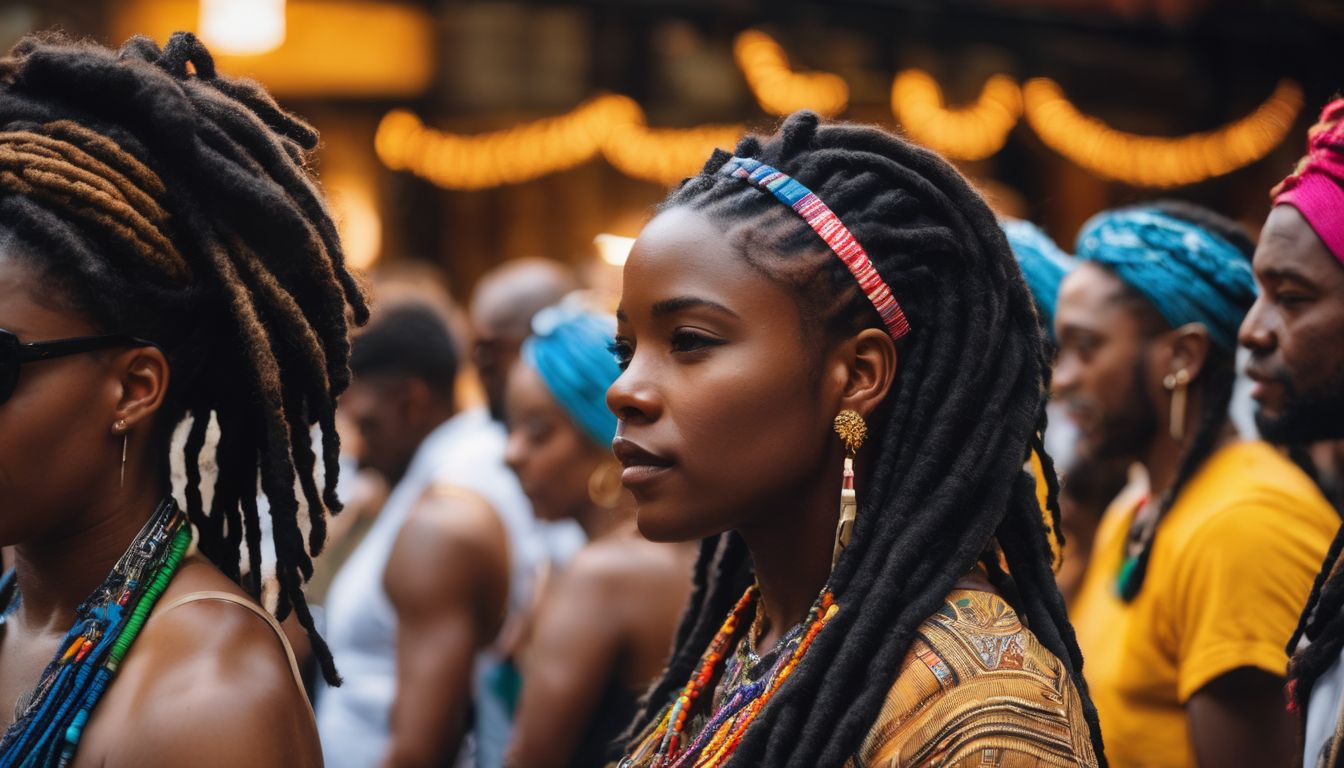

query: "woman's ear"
left=1166, top=323, right=1212, bottom=382
left=111, top=346, right=170, bottom=431
left=829, top=328, right=897, bottom=420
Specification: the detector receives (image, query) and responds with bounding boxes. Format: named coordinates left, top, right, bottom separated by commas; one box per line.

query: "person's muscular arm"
left=1187, top=667, right=1295, bottom=768
left=381, top=487, right=510, bottom=768
left=505, top=548, right=626, bottom=768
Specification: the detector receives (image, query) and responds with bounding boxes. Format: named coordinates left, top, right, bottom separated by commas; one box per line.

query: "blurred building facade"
left=10, top=0, right=1342, bottom=297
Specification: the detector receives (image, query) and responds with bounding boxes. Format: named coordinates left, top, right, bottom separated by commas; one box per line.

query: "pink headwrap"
left=1274, top=99, right=1344, bottom=264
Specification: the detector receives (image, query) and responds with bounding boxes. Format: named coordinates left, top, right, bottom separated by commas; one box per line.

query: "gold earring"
left=832, top=409, right=867, bottom=566
left=588, top=460, right=624, bottom=509
left=114, top=420, right=128, bottom=488
left=1162, top=369, right=1190, bottom=442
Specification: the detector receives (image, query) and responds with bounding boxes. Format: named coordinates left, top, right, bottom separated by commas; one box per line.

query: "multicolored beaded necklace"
left=619, top=584, right=837, bottom=768
left=1115, top=493, right=1155, bottom=599
left=0, top=499, right=191, bottom=768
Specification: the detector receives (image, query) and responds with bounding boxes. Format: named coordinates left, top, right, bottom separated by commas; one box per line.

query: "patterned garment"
left=845, top=587, right=1099, bottom=767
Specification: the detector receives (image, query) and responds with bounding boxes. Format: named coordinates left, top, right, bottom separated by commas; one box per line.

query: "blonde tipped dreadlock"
left=0, top=31, right=368, bottom=685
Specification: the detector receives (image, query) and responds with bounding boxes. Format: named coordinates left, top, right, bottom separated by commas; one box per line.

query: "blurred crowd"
left=1, top=28, right=1343, bottom=768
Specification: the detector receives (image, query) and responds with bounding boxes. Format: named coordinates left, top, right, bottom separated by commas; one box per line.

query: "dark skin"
left=1054, top=263, right=1290, bottom=768
left=0, top=256, right=319, bottom=767
left=606, top=207, right=894, bottom=655
left=469, top=259, right=579, bottom=422
left=503, top=362, right=694, bottom=768
left=1054, top=263, right=1219, bottom=494
left=339, top=371, right=511, bottom=768
left=1240, top=204, right=1344, bottom=444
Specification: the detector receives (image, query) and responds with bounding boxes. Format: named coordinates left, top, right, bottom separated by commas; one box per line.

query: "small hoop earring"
left=1162, top=369, right=1190, bottom=442
left=832, top=409, right=868, bottom=567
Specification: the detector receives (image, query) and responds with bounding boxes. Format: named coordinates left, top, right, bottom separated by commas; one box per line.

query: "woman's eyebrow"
left=650, top=296, right=741, bottom=319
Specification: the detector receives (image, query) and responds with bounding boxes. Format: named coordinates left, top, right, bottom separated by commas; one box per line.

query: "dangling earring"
left=114, top=420, right=128, bottom=488
left=1162, top=369, right=1190, bottom=442
left=832, top=409, right=867, bottom=567
left=588, top=459, right=624, bottom=509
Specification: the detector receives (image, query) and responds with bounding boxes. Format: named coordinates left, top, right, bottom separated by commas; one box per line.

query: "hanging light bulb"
left=199, top=0, right=286, bottom=56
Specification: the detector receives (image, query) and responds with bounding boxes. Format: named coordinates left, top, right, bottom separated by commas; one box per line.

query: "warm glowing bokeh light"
left=593, top=234, right=637, bottom=267
left=199, top=0, right=285, bottom=56
left=1024, top=77, right=1304, bottom=187
left=733, top=30, right=848, bottom=117
left=891, top=70, right=1022, bottom=161
left=326, top=175, right=382, bottom=271
left=376, top=95, right=743, bottom=189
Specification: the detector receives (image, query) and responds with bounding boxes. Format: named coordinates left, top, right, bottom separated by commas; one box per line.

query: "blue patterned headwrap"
left=1001, top=219, right=1075, bottom=339
left=1074, top=208, right=1257, bottom=350
left=522, top=303, right=621, bottom=449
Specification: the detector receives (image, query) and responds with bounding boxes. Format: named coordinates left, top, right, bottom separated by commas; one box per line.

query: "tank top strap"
left=154, top=590, right=311, bottom=712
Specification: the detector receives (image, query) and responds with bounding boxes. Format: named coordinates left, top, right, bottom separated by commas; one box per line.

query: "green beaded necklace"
left=0, top=499, right=190, bottom=768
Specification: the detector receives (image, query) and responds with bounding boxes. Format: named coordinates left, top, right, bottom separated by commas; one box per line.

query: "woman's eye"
left=1275, top=292, right=1310, bottom=308
left=609, top=339, right=634, bottom=370
left=526, top=418, right=554, bottom=442
left=670, top=329, right=724, bottom=355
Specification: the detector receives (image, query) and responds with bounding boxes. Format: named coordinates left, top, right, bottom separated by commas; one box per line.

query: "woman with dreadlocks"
left=607, top=111, right=1103, bottom=768
left=0, top=31, right=365, bottom=766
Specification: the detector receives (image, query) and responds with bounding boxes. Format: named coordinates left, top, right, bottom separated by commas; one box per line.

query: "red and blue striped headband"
left=720, top=156, right=911, bottom=341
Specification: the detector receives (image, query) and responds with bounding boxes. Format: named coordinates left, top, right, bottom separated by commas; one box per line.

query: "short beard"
left=1088, top=358, right=1158, bottom=462
left=1255, top=371, right=1344, bottom=443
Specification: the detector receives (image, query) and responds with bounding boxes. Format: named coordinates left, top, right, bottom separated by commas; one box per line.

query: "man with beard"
left=1239, top=99, right=1344, bottom=767
left=1057, top=201, right=1337, bottom=767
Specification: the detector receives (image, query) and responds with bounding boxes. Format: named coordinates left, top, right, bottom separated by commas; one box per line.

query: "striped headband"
left=719, top=157, right=911, bottom=342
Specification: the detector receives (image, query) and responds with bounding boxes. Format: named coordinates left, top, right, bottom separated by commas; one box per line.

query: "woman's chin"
left=634, top=504, right=712, bottom=544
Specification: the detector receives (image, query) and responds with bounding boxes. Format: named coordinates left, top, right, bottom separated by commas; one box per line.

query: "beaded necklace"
left=1115, top=493, right=1154, bottom=598
left=619, top=584, right=837, bottom=768
left=0, top=499, right=191, bottom=768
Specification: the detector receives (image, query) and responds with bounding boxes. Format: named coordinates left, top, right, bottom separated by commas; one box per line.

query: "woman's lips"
left=612, top=437, right=674, bottom=486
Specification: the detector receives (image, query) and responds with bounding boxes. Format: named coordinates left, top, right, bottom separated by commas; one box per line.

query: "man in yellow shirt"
left=1056, top=201, right=1337, bottom=767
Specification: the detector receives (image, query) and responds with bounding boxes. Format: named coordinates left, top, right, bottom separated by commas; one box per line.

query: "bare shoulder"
left=393, top=484, right=508, bottom=567
left=81, top=558, right=319, bottom=768
left=566, top=532, right=689, bottom=593
left=385, top=485, right=509, bottom=617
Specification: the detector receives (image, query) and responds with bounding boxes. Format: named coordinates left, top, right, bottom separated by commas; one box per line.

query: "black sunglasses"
left=0, top=329, right=156, bottom=405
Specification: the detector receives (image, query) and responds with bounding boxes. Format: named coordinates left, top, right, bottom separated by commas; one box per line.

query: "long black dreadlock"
left=619, top=112, right=1106, bottom=767
left=0, top=32, right=367, bottom=685
left=1105, top=200, right=1251, bottom=604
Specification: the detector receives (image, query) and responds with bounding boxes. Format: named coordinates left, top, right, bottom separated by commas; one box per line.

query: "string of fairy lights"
left=733, top=29, right=849, bottom=118
left=889, top=70, right=1023, bottom=162
left=374, top=29, right=1306, bottom=191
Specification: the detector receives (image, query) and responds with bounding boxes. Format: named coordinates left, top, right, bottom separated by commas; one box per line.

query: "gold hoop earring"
left=832, top=409, right=868, bottom=567
left=1162, top=369, right=1190, bottom=442
left=114, top=420, right=128, bottom=488
left=588, top=460, right=624, bottom=509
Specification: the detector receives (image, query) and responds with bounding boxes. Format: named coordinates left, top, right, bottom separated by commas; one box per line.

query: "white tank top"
left=315, top=409, right=543, bottom=768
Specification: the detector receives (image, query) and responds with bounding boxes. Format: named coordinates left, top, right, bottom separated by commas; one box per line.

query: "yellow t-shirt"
left=1071, top=441, right=1338, bottom=767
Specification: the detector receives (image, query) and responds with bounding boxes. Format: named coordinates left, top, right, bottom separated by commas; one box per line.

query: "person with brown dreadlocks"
left=1238, top=98, right=1344, bottom=768
left=0, top=31, right=366, bottom=766
left=1060, top=201, right=1336, bottom=767
left=608, top=112, right=1102, bottom=768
